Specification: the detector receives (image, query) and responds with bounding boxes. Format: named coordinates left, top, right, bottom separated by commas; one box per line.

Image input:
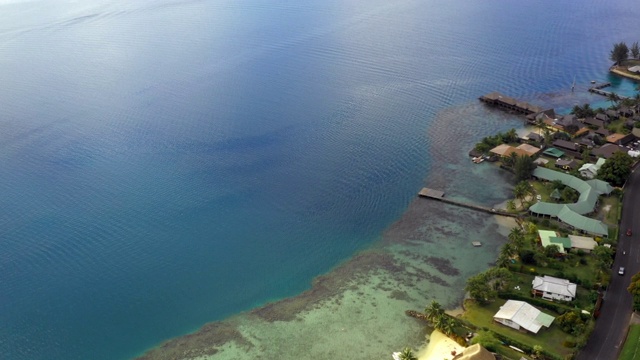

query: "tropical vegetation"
left=597, top=151, right=634, bottom=186
left=611, top=41, right=630, bottom=65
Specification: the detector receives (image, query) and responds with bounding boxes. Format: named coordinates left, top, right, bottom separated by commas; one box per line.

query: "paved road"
left=576, top=165, right=640, bottom=360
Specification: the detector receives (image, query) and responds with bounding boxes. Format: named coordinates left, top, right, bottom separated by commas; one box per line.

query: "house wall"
left=542, top=291, right=573, bottom=302
left=495, top=318, right=520, bottom=331
left=533, top=289, right=574, bottom=302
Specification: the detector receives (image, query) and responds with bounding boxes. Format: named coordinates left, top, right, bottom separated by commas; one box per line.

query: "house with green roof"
left=529, top=167, right=612, bottom=237
left=542, top=147, right=565, bottom=158
left=537, top=230, right=571, bottom=253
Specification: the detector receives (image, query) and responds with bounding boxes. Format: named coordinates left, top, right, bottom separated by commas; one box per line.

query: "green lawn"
left=598, top=195, right=621, bottom=227
left=619, top=324, right=640, bottom=360
left=462, top=299, right=573, bottom=359
left=531, top=181, right=552, bottom=202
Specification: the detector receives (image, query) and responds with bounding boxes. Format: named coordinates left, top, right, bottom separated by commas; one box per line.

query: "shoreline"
left=610, top=67, right=640, bottom=82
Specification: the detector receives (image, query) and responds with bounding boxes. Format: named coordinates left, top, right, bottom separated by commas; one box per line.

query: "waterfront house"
left=526, top=132, right=544, bottom=143
left=493, top=300, right=555, bottom=334
left=556, top=114, right=582, bottom=130
left=595, top=113, right=610, bottom=124
left=606, top=109, right=619, bottom=121
left=542, top=147, right=564, bottom=158
left=552, top=139, right=578, bottom=152
left=538, top=229, right=570, bottom=253
left=606, top=133, right=635, bottom=146
left=526, top=109, right=556, bottom=124
left=583, top=117, right=604, bottom=128
left=592, top=143, right=625, bottom=159
left=577, top=137, right=594, bottom=149
left=619, top=107, right=634, bottom=118
left=515, top=143, right=541, bottom=156
left=489, top=144, right=531, bottom=159
left=629, top=65, right=640, bottom=73
left=555, top=159, right=578, bottom=171
left=451, top=344, right=496, bottom=360
left=579, top=158, right=606, bottom=179
left=531, top=276, right=577, bottom=302
left=568, top=234, right=598, bottom=253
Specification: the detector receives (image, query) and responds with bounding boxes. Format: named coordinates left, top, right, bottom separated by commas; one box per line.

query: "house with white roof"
left=531, top=275, right=577, bottom=302
left=568, top=234, right=598, bottom=253
left=579, top=158, right=606, bottom=179
left=493, top=300, right=555, bottom=334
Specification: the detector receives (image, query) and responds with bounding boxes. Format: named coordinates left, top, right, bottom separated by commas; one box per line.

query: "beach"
left=417, top=330, right=465, bottom=360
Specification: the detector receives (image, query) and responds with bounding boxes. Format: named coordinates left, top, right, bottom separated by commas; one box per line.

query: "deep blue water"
left=1, top=0, right=639, bottom=359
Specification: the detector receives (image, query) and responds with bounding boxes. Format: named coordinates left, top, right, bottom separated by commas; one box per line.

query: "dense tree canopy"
left=474, top=128, right=519, bottom=153
left=631, top=41, right=640, bottom=59
left=465, top=267, right=513, bottom=304
left=610, top=41, right=629, bottom=65
left=514, top=155, right=536, bottom=182
left=571, top=103, right=595, bottom=119
left=596, top=151, right=634, bottom=186
left=628, top=272, right=640, bottom=311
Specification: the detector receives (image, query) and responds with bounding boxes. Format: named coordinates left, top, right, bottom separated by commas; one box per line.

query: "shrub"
left=563, top=339, right=577, bottom=348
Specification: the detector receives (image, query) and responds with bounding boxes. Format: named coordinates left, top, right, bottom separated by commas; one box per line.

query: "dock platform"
left=479, top=92, right=543, bottom=115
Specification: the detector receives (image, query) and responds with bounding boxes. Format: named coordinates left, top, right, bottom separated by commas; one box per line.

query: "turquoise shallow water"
left=0, top=0, right=639, bottom=359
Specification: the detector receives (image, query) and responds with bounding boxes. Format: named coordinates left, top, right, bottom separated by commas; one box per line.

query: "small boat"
left=591, top=80, right=596, bottom=84
left=472, top=157, right=484, bottom=164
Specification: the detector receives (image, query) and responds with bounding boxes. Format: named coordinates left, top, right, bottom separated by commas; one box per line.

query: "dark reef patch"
left=136, top=322, right=252, bottom=360
left=137, top=251, right=407, bottom=359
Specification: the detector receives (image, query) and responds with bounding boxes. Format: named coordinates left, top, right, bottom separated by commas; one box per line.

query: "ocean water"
left=0, top=0, right=639, bottom=359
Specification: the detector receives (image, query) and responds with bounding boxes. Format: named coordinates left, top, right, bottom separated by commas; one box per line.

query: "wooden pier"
left=588, top=82, right=629, bottom=100
left=418, top=187, right=518, bottom=218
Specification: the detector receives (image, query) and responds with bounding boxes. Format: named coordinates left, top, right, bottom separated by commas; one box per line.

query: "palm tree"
left=432, top=313, right=446, bottom=331
left=505, top=128, right=518, bottom=143
left=582, top=103, right=594, bottom=118
left=508, top=227, right=525, bottom=249
left=607, top=92, right=620, bottom=108
left=500, top=242, right=517, bottom=258
left=513, top=181, right=532, bottom=208
left=439, top=316, right=457, bottom=336
left=424, top=300, right=444, bottom=322
left=535, top=116, right=546, bottom=135
left=398, top=347, right=417, bottom=360
left=504, top=151, right=518, bottom=168
left=532, top=345, right=544, bottom=359
left=496, top=252, right=511, bottom=268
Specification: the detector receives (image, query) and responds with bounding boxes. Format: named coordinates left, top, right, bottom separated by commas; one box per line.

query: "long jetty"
left=588, top=82, right=629, bottom=100
left=418, top=188, right=518, bottom=218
